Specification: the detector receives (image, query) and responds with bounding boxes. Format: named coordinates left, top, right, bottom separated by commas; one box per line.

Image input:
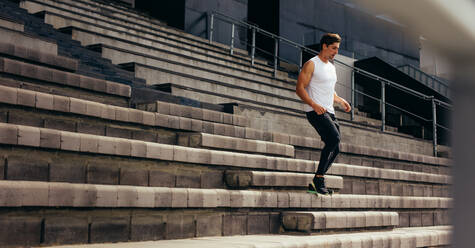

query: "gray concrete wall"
left=184, top=0, right=248, bottom=50
left=278, top=0, right=420, bottom=67
left=334, top=54, right=355, bottom=104
left=181, top=0, right=420, bottom=68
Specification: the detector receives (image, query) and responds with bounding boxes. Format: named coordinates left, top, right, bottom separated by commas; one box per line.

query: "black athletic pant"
left=306, top=111, right=341, bottom=176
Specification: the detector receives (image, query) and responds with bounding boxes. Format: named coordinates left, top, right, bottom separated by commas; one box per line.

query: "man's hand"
left=313, top=103, right=327, bottom=115
left=340, top=99, right=351, bottom=112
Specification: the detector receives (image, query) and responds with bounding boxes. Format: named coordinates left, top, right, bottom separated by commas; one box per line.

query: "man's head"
left=320, top=33, right=341, bottom=60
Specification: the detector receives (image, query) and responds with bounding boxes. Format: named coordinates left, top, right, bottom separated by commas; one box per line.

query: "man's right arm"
left=296, top=61, right=326, bottom=114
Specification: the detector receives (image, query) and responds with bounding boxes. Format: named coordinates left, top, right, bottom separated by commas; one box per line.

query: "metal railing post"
left=230, top=23, right=235, bottom=55
left=298, top=48, right=303, bottom=72
left=432, top=97, right=438, bottom=156
left=351, top=68, right=355, bottom=121
left=350, top=52, right=355, bottom=121
left=251, top=28, right=256, bottom=66
left=273, top=38, right=278, bottom=78
left=381, top=80, right=386, bottom=132
left=209, top=13, right=214, bottom=43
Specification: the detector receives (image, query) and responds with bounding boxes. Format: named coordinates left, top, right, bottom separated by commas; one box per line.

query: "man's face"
left=322, top=42, right=340, bottom=59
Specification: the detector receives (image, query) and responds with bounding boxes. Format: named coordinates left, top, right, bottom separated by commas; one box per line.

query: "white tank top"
left=303, top=55, right=337, bottom=114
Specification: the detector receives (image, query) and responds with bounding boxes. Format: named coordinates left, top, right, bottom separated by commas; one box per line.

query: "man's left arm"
left=334, top=92, right=352, bottom=112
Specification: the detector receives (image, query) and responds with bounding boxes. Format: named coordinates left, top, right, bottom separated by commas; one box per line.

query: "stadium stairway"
left=0, top=0, right=452, bottom=247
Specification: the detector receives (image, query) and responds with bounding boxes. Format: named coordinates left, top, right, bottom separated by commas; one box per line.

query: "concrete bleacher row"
left=0, top=25, right=57, bottom=55
left=0, top=40, right=78, bottom=71
left=58, top=0, right=265, bottom=65
left=0, top=15, right=25, bottom=31
left=55, top=226, right=450, bottom=248
left=0, top=179, right=451, bottom=209
left=21, top=0, right=285, bottom=78
left=0, top=57, right=130, bottom=98
left=0, top=0, right=145, bottom=86
left=225, top=171, right=343, bottom=190
left=21, top=0, right=287, bottom=81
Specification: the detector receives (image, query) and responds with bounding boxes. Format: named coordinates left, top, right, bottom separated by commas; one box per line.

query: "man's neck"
left=318, top=54, right=329, bottom=63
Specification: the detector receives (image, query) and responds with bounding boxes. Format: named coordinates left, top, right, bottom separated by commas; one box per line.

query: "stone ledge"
left=0, top=180, right=452, bottom=209
left=0, top=58, right=130, bottom=97
left=178, top=132, right=294, bottom=157
left=225, top=170, right=343, bottom=189
left=138, top=101, right=250, bottom=127
left=282, top=211, right=398, bottom=231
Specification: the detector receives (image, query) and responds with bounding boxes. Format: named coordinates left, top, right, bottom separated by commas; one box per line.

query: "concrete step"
left=149, top=82, right=302, bottom=117
left=28, top=0, right=279, bottom=76
left=327, top=163, right=450, bottom=185
left=0, top=209, right=283, bottom=246
left=338, top=174, right=450, bottom=198
left=62, top=0, right=166, bottom=27
left=38, top=226, right=452, bottom=248
left=0, top=40, right=78, bottom=71
left=0, top=15, right=25, bottom=31
left=0, top=57, right=130, bottom=105
left=137, top=100, right=250, bottom=128
left=224, top=171, right=343, bottom=190
left=178, top=133, right=294, bottom=158
left=223, top=168, right=450, bottom=197
left=0, top=180, right=451, bottom=210
left=0, top=25, right=57, bottom=55
left=282, top=211, right=399, bottom=232
left=21, top=1, right=284, bottom=80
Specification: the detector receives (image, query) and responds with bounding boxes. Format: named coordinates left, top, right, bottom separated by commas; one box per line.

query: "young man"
left=296, top=33, right=351, bottom=194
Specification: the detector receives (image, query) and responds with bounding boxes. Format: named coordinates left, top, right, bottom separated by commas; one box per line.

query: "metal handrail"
left=398, top=64, right=450, bottom=88
left=211, top=12, right=452, bottom=106
left=208, top=11, right=451, bottom=155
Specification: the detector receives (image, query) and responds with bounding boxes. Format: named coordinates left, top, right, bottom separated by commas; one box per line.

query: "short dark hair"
left=320, top=33, right=341, bottom=50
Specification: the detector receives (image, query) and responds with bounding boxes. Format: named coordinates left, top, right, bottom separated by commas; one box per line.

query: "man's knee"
left=329, top=134, right=340, bottom=148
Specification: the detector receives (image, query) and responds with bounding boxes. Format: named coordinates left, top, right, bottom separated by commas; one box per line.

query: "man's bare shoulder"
left=302, top=60, right=315, bottom=73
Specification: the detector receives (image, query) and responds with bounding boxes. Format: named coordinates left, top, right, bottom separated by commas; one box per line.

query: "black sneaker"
left=314, top=177, right=330, bottom=195
left=308, top=177, right=330, bottom=195
left=307, top=182, right=319, bottom=194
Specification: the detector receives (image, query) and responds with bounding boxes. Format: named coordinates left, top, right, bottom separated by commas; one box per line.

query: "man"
left=296, top=33, right=351, bottom=194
